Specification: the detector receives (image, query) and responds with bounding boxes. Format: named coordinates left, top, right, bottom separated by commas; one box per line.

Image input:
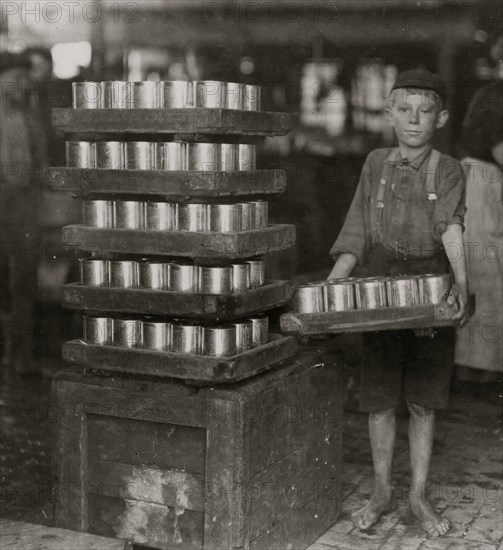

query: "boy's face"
left=386, top=89, right=448, bottom=150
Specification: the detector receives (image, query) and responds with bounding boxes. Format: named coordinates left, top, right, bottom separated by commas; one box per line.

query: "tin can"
left=226, top=82, right=244, bottom=110
left=355, top=279, right=387, bottom=309
left=169, top=262, right=198, bottom=292
left=250, top=200, right=268, bottom=228
left=115, top=200, right=146, bottom=229
left=417, top=274, right=451, bottom=305
left=128, top=81, right=159, bottom=109
left=178, top=203, right=209, bottom=232
left=140, top=261, right=168, bottom=290
left=156, top=142, right=186, bottom=171
left=232, top=263, right=251, bottom=291
left=194, top=80, right=226, bottom=108
left=160, top=81, right=193, bottom=108
left=113, top=319, right=142, bottom=348
left=72, top=82, right=101, bottom=109
left=249, top=316, right=269, bottom=347
left=84, top=316, right=113, bottom=345
left=210, top=204, right=242, bottom=232
left=294, top=285, right=324, bottom=313
left=205, top=326, right=237, bottom=357
left=66, top=141, right=96, bottom=168
left=125, top=142, right=154, bottom=170
left=172, top=324, right=204, bottom=355
left=101, top=81, right=132, bottom=109
left=386, top=277, right=419, bottom=307
left=239, top=202, right=256, bottom=231
left=82, top=200, right=115, bottom=228
left=110, top=260, right=140, bottom=289
left=199, top=266, right=233, bottom=294
left=220, top=143, right=238, bottom=171
left=143, top=321, right=171, bottom=351
left=79, top=258, right=110, bottom=287
left=96, top=141, right=124, bottom=169
left=245, top=260, right=265, bottom=288
left=233, top=320, right=253, bottom=353
left=146, top=202, right=178, bottom=231
left=324, top=281, right=355, bottom=311
left=238, top=144, right=257, bottom=171
left=187, top=143, right=221, bottom=171
left=243, top=84, right=261, bottom=111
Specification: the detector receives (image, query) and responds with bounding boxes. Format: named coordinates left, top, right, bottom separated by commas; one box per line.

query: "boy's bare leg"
left=407, top=402, right=450, bottom=536
left=352, top=408, right=396, bottom=529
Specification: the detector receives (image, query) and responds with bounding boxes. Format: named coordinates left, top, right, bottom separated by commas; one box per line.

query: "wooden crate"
left=62, top=224, right=296, bottom=259
left=46, top=168, right=286, bottom=199
left=280, top=302, right=460, bottom=336
left=62, top=334, right=298, bottom=384
left=62, top=279, right=292, bottom=319
left=53, top=347, right=343, bottom=550
left=52, top=108, right=291, bottom=137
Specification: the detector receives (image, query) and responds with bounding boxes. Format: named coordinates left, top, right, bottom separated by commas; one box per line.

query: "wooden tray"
left=62, top=224, right=296, bottom=259
left=62, top=334, right=298, bottom=384
left=280, top=303, right=460, bottom=336
left=46, top=168, right=286, bottom=198
left=62, top=279, right=292, bottom=319
left=52, top=108, right=291, bottom=137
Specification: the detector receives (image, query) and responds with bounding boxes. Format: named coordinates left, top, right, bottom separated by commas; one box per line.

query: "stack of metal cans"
left=82, top=199, right=268, bottom=232
left=72, top=81, right=262, bottom=111
left=83, top=314, right=269, bottom=356
left=294, top=274, right=451, bottom=313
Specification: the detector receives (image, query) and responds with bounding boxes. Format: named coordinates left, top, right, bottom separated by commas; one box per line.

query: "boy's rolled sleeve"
left=329, top=158, right=371, bottom=264
left=433, top=159, right=466, bottom=241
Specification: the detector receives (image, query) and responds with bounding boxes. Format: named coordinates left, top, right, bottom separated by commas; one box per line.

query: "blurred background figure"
left=0, top=52, right=47, bottom=375
left=455, top=81, right=503, bottom=382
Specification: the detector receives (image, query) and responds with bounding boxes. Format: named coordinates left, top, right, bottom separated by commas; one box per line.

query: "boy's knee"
left=369, top=407, right=395, bottom=422
left=406, top=401, right=435, bottom=418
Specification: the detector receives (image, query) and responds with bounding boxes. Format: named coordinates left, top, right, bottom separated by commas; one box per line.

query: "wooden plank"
left=62, top=335, right=298, bottom=383
left=62, top=279, right=293, bottom=319
left=46, top=167, right=286, bottom=198
left=280, top=302, right=459, bottom=335
left=0, top=519, right=132, bottom=550
left=62, top=224, right=296, bottom=259
left=88, top=460, right=204, bottom=512
left=87, top=495, right=204, bottom=550
left=87, top=415, right=206, bottom=474
left=52, top=108, right=291, bottom=137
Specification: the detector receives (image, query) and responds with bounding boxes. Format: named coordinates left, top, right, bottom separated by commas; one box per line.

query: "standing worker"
left=328, top=70, right=468, bottom=537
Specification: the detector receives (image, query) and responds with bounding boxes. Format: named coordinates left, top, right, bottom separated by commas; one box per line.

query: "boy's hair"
left=388, top=87, right=444, bottom=110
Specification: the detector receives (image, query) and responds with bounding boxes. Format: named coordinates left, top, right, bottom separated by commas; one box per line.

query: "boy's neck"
left=397, top=142, right=432, bottom=161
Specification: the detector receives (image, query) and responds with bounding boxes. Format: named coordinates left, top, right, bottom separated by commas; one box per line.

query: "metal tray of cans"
left=62, top=279, right=293, bottom=319
left=280, top=302, right=460, bottom=336
left=62, top=224, right=296, bottom=259
left=62, top=334, right=298, bottom=384
left=52, top=108, right=291, bottom=137
left=46, top=167, right=286, bottom=198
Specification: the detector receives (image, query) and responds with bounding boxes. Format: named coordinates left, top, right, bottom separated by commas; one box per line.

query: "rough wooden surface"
left=280, top=302, right=460, bottom=335
left=46, top=168, right=286, bottom=199
left=62, top=279, right=292, bottom=319
left=62, top=334, right=298, bottom=383
left=62, top=224, right=296, bottom=259
left=0, top=519, right=132, bottom=550
left=52, top=108, right=291, bottom=137
left=53, top=347, right=343, bottom=550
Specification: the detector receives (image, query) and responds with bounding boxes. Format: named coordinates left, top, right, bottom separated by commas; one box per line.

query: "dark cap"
left=391, top=69, right=446, bottom=103
left=0, top=52, right=32, bottom=75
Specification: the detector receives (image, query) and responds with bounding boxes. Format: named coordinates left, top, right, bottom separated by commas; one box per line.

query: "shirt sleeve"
left=329, top=155, right=372, bottom=264
left=433, top=158, right=466, bottom=241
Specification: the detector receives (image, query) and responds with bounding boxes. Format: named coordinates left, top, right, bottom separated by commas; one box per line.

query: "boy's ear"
left=384, top=105, right=394, bottom=127
left=436, top=109, right=449, bottom=129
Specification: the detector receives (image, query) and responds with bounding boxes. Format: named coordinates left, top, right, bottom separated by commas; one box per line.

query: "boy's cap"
left=391, top=70, right=446, bottom=102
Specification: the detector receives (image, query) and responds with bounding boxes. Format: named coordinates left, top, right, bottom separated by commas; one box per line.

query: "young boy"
left=328, top=70, right=469, bottom=537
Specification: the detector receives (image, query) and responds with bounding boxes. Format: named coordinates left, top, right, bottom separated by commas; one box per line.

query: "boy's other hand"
left=447, top=283, right=469, bottom=327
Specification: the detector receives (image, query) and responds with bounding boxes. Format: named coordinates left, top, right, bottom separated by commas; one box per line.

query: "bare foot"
left=410, top=495, right=450, bottom=537
left=352, top=489, right=395, bottom=530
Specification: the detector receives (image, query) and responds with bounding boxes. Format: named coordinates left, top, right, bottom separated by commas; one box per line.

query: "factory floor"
left=0, top=356, right=501, bottom=550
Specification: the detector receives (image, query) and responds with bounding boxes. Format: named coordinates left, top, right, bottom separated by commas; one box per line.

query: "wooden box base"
left=53, top=347, right=343, bottom=550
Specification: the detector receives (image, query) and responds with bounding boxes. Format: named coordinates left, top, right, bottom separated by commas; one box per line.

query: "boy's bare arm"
left=327, top=253, right=358, bottom=280
left=441, top=224, right=469, bottom=326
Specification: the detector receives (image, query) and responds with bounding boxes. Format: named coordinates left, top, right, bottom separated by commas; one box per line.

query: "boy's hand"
left=447, top=283, right=469, bottom=327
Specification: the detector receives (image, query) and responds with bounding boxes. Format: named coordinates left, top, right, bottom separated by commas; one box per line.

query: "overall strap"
left=425, top=149, right=440, bottom=200
left=373, top=148, right=399, bottom=243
